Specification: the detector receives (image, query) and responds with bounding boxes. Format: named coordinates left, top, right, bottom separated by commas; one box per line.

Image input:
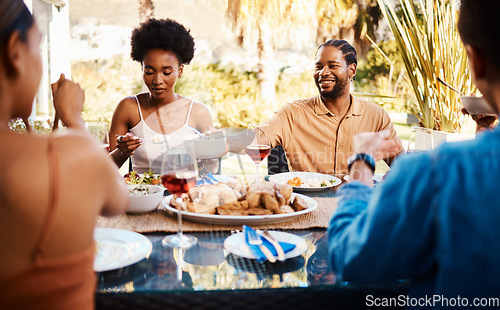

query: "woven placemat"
left=96, top=197, right=337, bottom=233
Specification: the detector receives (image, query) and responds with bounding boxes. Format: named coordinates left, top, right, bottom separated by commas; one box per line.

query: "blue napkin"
left=243, top=225, right=296, bottom=262
left=195, top=173, right=219, bottom=186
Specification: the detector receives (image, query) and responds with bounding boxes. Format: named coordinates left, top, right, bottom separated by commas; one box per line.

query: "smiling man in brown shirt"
left=265, top=39, right=403, bottom=175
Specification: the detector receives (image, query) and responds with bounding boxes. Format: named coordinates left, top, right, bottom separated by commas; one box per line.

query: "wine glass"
left=407, top=126, right=434, bottom=154
left=244, top=123, right=271, bottom=183
left=161, top=141, right=198, bottom=248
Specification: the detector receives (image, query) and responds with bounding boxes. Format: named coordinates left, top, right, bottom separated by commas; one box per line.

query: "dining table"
left=94, top=175, right=408, bottom=310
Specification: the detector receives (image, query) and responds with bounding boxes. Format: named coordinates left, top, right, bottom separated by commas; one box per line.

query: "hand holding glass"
left=161, top=142, right=198, bottom=248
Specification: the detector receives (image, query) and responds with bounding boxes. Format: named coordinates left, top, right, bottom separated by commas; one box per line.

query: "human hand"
left=353, top=130, right=402, bottom=161
left=51, top=74, right=85, bottom=130
left=116, top=133, right=143, bottom=156
left=461, top=107, right=498, bottom=132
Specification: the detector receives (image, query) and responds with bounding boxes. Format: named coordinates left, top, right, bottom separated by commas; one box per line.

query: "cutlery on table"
left=205, top=173, right=218, bottom=183
left=244, top=225, right=276, bottom=263
left=201, top=174, right=214, bottom=184
left=261, top=230, right=286, bottom=261
left=196, top=174, right=213, bottom=185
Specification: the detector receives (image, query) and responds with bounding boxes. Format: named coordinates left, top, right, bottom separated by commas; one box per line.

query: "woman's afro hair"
left=130, top=18, right=195, bottom=65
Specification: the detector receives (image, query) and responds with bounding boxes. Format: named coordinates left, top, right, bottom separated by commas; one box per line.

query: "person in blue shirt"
left=327, top=0, right=500, bottom=306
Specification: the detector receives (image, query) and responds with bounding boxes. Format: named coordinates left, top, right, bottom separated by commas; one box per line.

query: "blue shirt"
left=328, top=127, right=500, bottom=303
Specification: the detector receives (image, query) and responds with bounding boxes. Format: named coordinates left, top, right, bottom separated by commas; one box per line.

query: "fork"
left=246, top=227, right=276, bottom=263
left=201, top=174, right=214, bottom=184
left=196, top=174, right=213, bottom=185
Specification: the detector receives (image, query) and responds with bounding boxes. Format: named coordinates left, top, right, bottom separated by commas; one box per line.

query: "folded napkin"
left=243, top=225, right=296, bottom=263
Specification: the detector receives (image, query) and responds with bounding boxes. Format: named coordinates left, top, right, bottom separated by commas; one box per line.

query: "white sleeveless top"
left=129, top=96, right=201, bottom=174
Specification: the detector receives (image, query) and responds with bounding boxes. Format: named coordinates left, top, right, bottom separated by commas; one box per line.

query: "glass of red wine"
left=161, top=141, right=198, bottom=248
left=244, top=123, right=271, bottom=183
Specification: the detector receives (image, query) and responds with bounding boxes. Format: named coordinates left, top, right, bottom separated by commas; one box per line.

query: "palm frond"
left=378, top=0, right=475, bottom=132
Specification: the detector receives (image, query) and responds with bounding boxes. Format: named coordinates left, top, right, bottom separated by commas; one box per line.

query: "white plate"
left=162, top=193, right=317, bottom=225
left=268, top=172, right=341, bottom=192
left=343, top=174, right=385, bottom=183
left=223, top=231, right=308, bottom=260
left=93, top=228, right=153, bottom=272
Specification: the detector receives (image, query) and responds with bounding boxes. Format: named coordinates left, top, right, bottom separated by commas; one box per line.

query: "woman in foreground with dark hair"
left=109, top=18, right=214, bottom=173
left=0, top=1, right=128, bottom=308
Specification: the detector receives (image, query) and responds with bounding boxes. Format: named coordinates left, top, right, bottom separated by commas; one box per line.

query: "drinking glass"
left=407, top=126, right=433, bottom=154
left=244, top=123, right=271, bottom=183
left=86, top=121, right=110, bottom=151
left=161, top=141, right=198, bottom=248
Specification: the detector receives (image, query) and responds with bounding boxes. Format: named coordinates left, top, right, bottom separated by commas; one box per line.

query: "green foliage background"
left=72, top=42, right=407, bottom=127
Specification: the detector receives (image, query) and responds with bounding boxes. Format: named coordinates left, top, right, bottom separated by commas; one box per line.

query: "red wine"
left=161, top=174, right=196, bottom=196
left=245, top=145, right=271, bottom=164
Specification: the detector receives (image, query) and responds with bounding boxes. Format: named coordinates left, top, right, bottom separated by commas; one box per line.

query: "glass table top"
left=97, top=229, right=335, bottom=293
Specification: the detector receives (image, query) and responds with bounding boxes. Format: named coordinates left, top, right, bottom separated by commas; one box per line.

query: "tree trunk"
left=139, top=0, right=154, bottom=23
left=257, top=22, right=277, bottom=111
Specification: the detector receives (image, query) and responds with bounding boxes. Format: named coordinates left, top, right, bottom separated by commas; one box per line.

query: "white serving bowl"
left=461, top=96, right=496, bottom=116
left=223, top=128, right=255, bottom=153
left=183, top=132, right=228, bottom=159
left=128, top=185, right=164, bottom=214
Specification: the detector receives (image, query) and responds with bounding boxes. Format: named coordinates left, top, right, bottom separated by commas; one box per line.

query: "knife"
left=262, top=230, right=286, bottom=261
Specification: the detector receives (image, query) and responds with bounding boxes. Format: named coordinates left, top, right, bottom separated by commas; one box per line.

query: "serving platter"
left=161, top=193, right=317, bottom=225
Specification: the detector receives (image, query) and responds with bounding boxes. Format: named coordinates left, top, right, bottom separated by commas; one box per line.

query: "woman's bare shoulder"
left=112, top=94, right=144, bottom=128
left=116, top=95, right=141, bottom=111
left=189, top=100, right=212, bottom=117
left=187, top=100, right=214, bottom=131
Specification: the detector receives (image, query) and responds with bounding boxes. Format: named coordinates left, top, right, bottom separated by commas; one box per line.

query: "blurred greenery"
left=71, top=55, right=143, bottom=122
left=355, top=39, right=411, bottom=113
left=8, top=118, right=53, bottom=134
left=378, top=0, right=475, bottom=133
left=72, top=51, right=406, bottom=127
left=72, top=58, right=319, bottom=127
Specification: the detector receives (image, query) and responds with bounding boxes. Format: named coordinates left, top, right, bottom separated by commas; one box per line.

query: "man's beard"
left=315, top=75, right=350, bottom=99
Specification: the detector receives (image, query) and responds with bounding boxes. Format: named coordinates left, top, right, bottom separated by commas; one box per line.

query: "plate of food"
left=343, top=174, right=385, bottom=184
left=268, top=172, right=341, bottom=192
left=94, top=228, right=153, bottom=272
left=161, top=181, right=317, bottom=225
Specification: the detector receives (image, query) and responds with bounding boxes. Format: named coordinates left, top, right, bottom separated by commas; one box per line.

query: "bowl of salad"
left=125, top=170, right=164, bottom=213
left=127, top=184, right=164, bottom=214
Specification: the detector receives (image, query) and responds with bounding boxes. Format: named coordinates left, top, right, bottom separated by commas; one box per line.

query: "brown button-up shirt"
left=266, top=94, right=402, bottom=175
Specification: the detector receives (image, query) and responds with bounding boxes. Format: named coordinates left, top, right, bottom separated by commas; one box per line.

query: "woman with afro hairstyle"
left=109, top=18, right=214, bottom=173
